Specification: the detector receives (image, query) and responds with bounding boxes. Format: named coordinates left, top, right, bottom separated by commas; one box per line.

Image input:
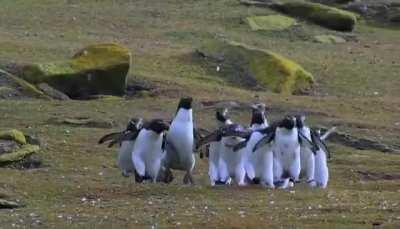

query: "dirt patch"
left=357, top=170, right=400, bottom=181
left=48, top=117, right=115, bottom=129
left=319, top=127, right=400, bottom=153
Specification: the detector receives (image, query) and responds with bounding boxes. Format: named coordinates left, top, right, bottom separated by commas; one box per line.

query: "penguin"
left=243, top=104, right=271, bottom=186
left=98, top=118, right=143, bottom=177
left=131, top=119, right=170, bottom=183
left=311, top=127, right=335, bottom=188
left=253, top=116, right=316, bottom=189
left=208, top=109, right=233, bottom=186
left=198, top=123, right=249, bottom=186
left=163, top=97, right=196, bottom=184
left=249, top=103, right=269, bottom=130
left=295, top=115, right=316, bottom=187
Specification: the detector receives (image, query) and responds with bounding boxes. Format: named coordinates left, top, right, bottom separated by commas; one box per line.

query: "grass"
left=0, top=0, right=400, bottom=228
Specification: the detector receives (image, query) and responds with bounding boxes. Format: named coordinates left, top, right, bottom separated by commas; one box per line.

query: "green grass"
left=0, top=0, right=400, bottom=228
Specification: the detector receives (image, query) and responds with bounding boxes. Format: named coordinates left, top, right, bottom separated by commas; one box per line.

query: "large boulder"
left=21, top=43, right=131, bottom=99
left=246, top=15, right=297, bottom=31
left=196, top=40, right=314, bottom=95
left=272, top=1, right=357, bottom=31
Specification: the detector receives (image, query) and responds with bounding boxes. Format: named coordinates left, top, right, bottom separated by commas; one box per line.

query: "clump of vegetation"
left=246, top=15, right=297, bottom=31
left=0, top=129, right=40, bottom=165
left=197, top=40, right=314, bottom=95
left=272, top=0, right=357, bottom=31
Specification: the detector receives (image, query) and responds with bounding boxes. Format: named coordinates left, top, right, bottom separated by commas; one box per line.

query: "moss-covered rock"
left=314, top=34, right=346, bottom=43
left=246, top=15, right=296, bottom=31
left=21, top=43, right=131, bottom=99
left=0, top=144, right=39, bottom=164
left=0, top=129, right=27, bottom=145
left=272, top=1, right=357, bottom=31
left=196, top=40, right=314, bottom=95
left=0, top=69, right=50, bottom=99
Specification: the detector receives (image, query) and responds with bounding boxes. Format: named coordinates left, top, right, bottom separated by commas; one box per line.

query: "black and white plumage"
left=131, top=119, right=170, bottom=183
left=296, top=115, right=316, bottom=186
left=98, top=118, right=143, bottom=177
left=252, top=116, right=316, bottom=189
left=311, top=127, right=335, bottom=188
left=207, top=109, right=233, bottom=186
left=198, top=123, right=250, bottom=186
left=242, top=104, right=273, bottom=187
left=163, top=97, right=196, bottom=184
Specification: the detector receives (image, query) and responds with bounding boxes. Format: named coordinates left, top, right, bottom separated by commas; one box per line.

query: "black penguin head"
left=177, top=97, right=193, bottom=111
left=146, top=119, right=170, bottom=134
left=250, top=110, right=265, bottom=126
left=126, top=118, right=142, bottom=131
left=295, top=115, right=306, bottom=128
left=279, top=116, right=296, bottom=130
left=216, top=108, right=229, bottom=123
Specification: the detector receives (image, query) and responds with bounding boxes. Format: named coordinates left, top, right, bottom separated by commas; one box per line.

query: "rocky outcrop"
left=21, top=43, right=131, bottom=99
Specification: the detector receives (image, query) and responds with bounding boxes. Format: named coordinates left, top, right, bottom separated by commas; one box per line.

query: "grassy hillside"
left=0, top=0, right=399, bottom=228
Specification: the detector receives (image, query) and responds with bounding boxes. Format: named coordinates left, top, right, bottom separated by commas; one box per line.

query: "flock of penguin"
left=98, top=97, right=336, bottom=189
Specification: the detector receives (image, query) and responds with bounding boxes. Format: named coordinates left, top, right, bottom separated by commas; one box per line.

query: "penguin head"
left=126, top=118, right=143, bottom=131
left=251, top=103, right=266, bottom=113
left=216, top=108, right=229, bottom=124
left=177, top=97, right=193, bottom=111
left=250, top=110, right=265, bottom=126
left=146, top=119, right=170, bottom=134
left=295, top=115, right=306, bottom=129
left=279, top=116, right=296, bottom=130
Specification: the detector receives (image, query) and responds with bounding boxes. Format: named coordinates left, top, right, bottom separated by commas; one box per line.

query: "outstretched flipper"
left=252, top=128, right=275, bottom=152
left=310, top=129, right=331, bottom=159
left=320, top=127, right=336, bottom=141
left=298, top=131, right=317, bottom=153
left=98, top=132, right=122, bottom=145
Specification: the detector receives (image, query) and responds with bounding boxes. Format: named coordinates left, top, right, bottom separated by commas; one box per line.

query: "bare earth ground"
left=0, top=0, right=399, bottom=228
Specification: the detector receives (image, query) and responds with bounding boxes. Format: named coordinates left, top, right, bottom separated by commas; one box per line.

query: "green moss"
left=314, top=34, right=346, bottom=43
left=197, top=40, right=314, bottom=94
left=0, top=129, right=27, bottom=145
left=0, top=144, right=39, bottom=163
left=21, top=43, right=131, bottom=98
left=246, top=15, right=296, bottom=31
left=273, top=1, right=357, bottom=31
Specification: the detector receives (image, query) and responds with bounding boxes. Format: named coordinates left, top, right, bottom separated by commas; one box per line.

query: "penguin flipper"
left=196, top=131, right=222, bottom=149
left=320, top=126, right=337, bottom=141
left=98, top=132, right=122, bottom=144
left=231, top=140, right=248, bottom=152
left=298, top=132, right=315, bottom=150
left=193, top=127, right=210, bottom=151
left=310, top=129, right=331, bottom=159
left=253, top=131, right=275, bottom=152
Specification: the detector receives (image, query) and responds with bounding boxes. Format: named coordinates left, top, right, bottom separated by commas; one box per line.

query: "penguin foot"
left=252, top=178, right=261, bottom=185
left=307, top=179, right=317, bottom=188
left=214, top=180, right=227, bottom=185
left=121, top=171, right=131, bottom=178
left=183, top=172, right=195, bottom=185
left=275, top=179, right=290, bottom=189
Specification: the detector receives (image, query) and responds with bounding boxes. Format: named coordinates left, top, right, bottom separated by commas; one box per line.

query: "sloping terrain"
left=0, top=0, right=399, bottom=228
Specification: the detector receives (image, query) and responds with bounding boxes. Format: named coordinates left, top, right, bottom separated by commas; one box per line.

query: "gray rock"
left=37, top=83, right=70, bottom=100
left=0, top=199, right=24, bottom=209
left=0, top=140, right=19, bottom=155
